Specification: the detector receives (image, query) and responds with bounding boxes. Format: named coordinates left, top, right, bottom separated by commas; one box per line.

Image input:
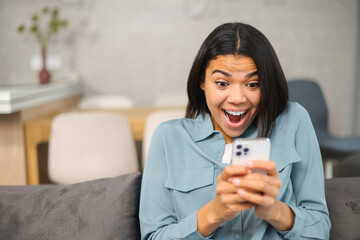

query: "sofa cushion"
left=0, top=172, right=142, bottom=240
left=325, top=177, right=360, bottom=240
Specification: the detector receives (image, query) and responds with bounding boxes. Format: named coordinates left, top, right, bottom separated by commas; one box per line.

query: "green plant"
left=17, top=7, right=68, bottom=49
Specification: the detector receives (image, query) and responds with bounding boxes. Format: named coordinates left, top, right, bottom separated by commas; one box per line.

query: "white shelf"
left=0, top=81, right=82, bottom=114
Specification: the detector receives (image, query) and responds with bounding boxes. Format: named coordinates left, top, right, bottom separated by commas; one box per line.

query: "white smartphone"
left=231, top=138, right=271, bottom=174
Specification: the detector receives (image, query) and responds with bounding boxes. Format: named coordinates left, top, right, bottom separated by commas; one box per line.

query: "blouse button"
left=235, top=233, right=240, bottom=239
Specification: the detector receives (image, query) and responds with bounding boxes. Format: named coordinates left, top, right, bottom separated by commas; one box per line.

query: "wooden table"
left=24, top=107, right=185, bottom=185
left=0, top=81, right=82, bottom=185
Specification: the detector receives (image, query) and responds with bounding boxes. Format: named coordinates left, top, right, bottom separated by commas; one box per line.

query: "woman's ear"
left=200, top=81, right=205, bottom=91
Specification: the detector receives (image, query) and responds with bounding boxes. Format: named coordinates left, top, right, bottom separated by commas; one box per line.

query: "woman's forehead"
left=206, top=55, right=257, bottom=73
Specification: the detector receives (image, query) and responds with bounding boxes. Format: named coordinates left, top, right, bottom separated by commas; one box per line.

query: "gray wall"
left=0, top=0, right=358, bottom=136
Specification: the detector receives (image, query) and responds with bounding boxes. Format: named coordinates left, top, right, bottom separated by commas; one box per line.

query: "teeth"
left=225, top=110, right=246, bottom=116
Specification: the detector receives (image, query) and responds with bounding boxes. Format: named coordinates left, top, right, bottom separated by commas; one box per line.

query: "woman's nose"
left=228, top=86, right=246, bottom=104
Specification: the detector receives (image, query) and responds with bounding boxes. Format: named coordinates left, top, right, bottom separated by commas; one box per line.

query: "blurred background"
left=1, top=0, right=359, bottom=135
left=0, top=0, right=359, bottom=185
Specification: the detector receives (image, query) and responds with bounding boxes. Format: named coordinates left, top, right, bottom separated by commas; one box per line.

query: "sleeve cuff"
left=177, top=211, right=215, bottom=239
left=278, top=205, right=304, bottom=239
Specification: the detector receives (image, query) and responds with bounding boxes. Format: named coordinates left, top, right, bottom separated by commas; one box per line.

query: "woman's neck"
left=210, top=115, right=233, bottom=144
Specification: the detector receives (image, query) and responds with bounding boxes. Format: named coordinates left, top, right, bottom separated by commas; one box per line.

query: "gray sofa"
left=0, top=173, right=359, bottom=240
left=0, top=173, right=142, bottom=240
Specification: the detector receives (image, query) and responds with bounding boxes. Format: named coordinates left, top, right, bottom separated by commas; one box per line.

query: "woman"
left=140, top=22, right=331, bottom=239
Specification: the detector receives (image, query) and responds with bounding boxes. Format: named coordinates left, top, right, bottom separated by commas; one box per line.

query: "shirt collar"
left=191, top=113, right=219, bottom=142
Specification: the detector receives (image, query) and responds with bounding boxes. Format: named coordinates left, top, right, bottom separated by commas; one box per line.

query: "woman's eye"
left=247, top=82, right=259, bottom=89
left=215, top=81, right=228, bottom=87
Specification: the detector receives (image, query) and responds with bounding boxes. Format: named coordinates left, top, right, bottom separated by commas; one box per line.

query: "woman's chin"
left=223, top=127, right=246, bottom=139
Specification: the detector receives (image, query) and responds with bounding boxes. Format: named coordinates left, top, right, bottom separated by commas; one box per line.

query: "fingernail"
left=237, top=189, right=246, bottom=196
left=228, top=177, right=233, bottom=182
left=247, top=161, right=254, bottom=168
left=232, top=178, right=241, bottom=186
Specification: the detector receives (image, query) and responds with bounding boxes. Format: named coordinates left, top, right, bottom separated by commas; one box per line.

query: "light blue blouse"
left=139, top=102, right=331, bottom=239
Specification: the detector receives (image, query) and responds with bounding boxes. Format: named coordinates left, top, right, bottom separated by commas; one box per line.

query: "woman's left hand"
left=229, top=160, right=282, bottom=221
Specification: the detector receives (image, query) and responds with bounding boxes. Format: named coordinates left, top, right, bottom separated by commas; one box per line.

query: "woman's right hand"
left=197, top=165, right=254, bottom=237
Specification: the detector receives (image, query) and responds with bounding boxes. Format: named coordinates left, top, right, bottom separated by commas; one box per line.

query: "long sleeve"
left=279, top=105, right=331, bottom=239
left=139, top=125, right=209, bottom=240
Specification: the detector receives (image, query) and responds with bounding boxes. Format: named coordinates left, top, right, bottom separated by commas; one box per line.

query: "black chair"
left=288, top=79, right=360, bottom=178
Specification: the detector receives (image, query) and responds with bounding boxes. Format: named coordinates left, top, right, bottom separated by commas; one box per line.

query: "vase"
left=39, top=48, right=51, bottom=84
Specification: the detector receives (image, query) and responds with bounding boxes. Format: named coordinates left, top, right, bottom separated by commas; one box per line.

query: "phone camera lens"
left=236, top=151, right=242, bottom=156
left=237, top=145, right=242, bottom=149
left=244, top=148, right=249, bottom=152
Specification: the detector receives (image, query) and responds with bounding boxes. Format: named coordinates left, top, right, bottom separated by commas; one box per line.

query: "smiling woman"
left=200, top=55, right=261, bottom=144
left=139, top=22, right=331, bottom=240
left=186, top=23, right=288, bottom=139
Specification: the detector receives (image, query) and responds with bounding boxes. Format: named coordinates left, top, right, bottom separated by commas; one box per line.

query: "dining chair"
left=288, top=79, right=360, bottom=178
left=142, top=109, right=185, bottom=170
left=48, top=112, right=138, bottom=184
left=78, top=95, right=134, bottom=110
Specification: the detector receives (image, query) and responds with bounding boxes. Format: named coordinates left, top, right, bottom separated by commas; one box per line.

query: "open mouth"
left=224, top=110, right=247, bottom=123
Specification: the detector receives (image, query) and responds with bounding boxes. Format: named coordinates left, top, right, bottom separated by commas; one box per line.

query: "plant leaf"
left=31, top=25, right=38, bottom=33
left=17, top=24, right=25, bottom=33
left=31, top=14, right=38, bottom=22
left=52, top=8, right=58, bottom=17
left=42, top=7, right=49, bottom=14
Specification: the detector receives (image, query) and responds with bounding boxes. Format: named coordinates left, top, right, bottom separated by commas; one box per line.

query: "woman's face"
left=200, top=55, right=261, bottom=143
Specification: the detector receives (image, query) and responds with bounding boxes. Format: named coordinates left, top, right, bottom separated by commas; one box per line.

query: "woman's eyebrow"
left=212, top=69, right=231, bottom=77
left=212, top=70, right=258, bottom=79
left=245, top=71, right=258, bottom=79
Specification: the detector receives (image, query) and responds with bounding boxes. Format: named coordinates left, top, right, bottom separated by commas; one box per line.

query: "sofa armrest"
left=325, top=177, right=360, bottom=240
